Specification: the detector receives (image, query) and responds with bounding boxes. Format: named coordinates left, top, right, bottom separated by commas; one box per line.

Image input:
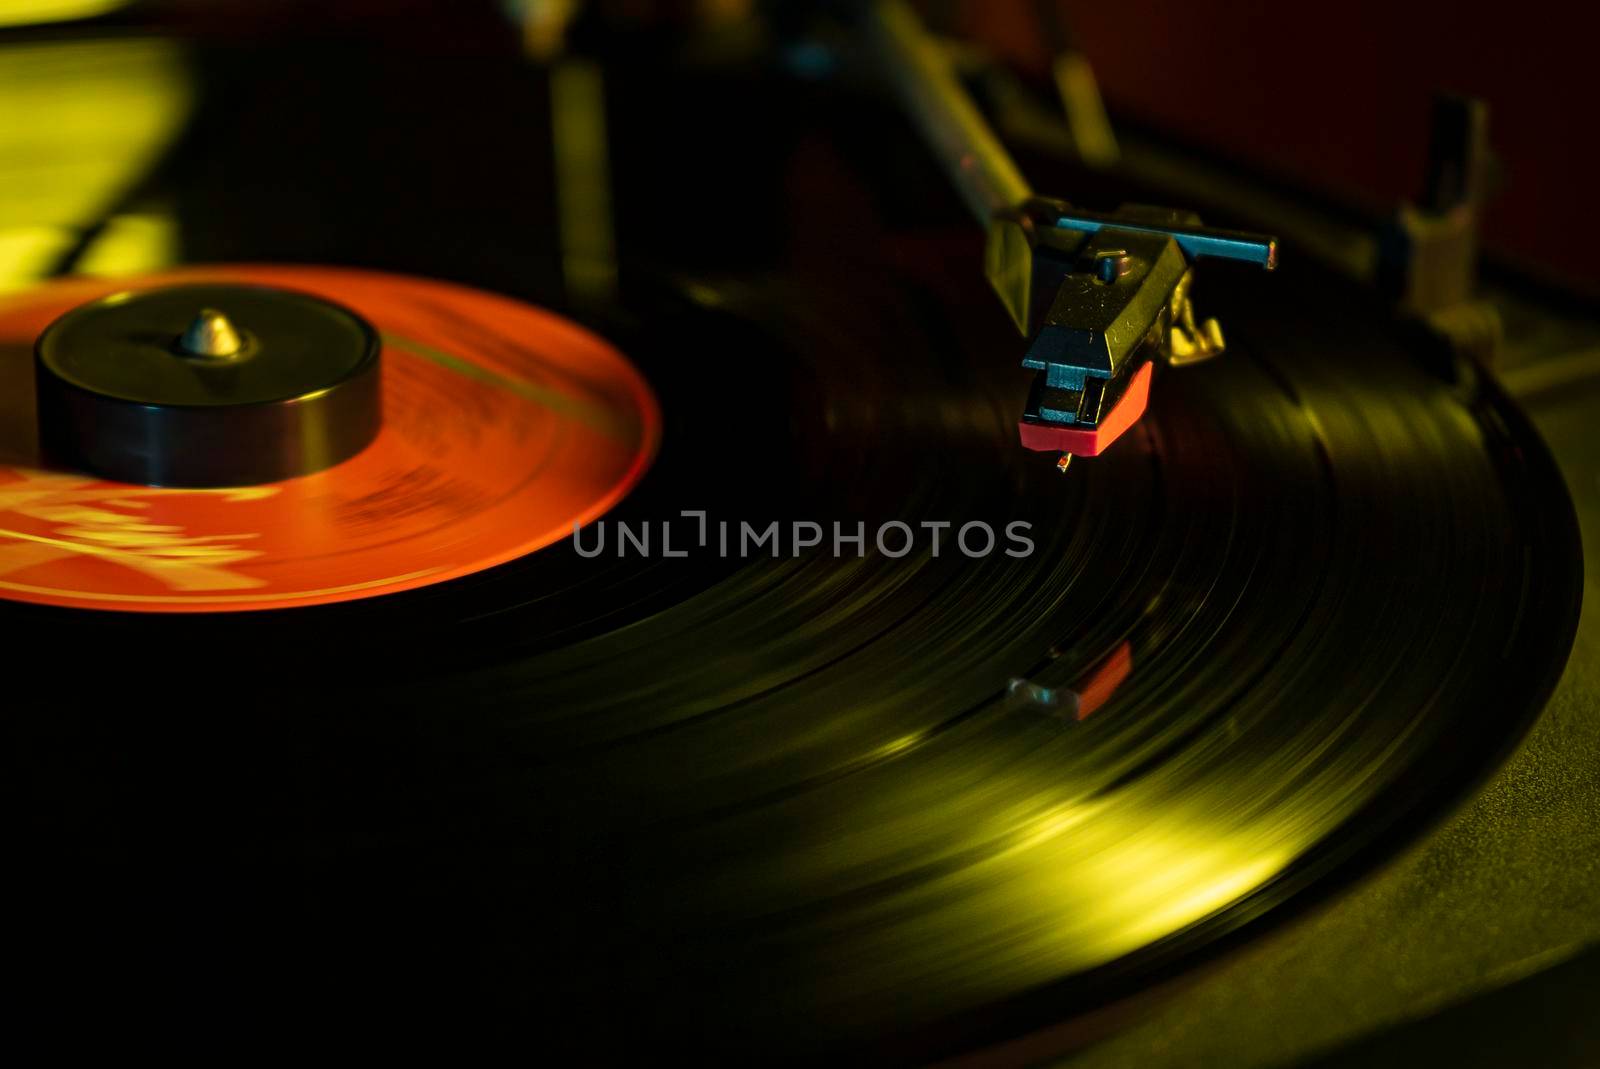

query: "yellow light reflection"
left=0, top=39, right=191, bottom=288
left=0, top=227, right=75, bottom=292
left=0, top=0, right=132, bottom=27
left=550, top=59, right=617, bottom=305
left=75, top=212, right=179, bottom=278
left=737, top=753, right=1303, bottom=1024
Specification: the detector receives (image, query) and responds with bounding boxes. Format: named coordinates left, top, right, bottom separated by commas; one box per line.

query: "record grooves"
left=6, top=249, right=1578, bottom=1061
left=1, top=27, right=1585, bottom=1065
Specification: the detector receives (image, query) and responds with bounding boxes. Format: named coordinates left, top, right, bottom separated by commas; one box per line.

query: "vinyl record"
left=0, top=266, right=659, bottom=611
left=4, top=254, right=1580, bottom=1063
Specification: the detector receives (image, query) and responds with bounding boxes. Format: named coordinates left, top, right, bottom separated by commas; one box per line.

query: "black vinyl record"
left=0, top=38, right=1581, bottom=1065
left=6, top=251, right=1580, bottom=1061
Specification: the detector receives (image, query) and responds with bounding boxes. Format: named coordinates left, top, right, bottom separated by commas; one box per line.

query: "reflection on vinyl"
left=6, top=253, right=1578, bottom=1060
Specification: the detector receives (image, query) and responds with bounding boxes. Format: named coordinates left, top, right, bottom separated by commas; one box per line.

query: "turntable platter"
left=5, top=251, right=1578, bottom=1060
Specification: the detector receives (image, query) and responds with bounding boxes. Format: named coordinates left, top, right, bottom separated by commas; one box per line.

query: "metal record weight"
left=34, top=283, right=381, bottom=487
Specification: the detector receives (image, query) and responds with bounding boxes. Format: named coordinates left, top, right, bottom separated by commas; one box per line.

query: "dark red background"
left=132, top=0, right=1600, bottom=293
left=961, top=0, right=1600, bottom=294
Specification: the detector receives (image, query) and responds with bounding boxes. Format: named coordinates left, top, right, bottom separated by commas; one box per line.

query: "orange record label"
left=0, top=266, right=660, bottom=612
